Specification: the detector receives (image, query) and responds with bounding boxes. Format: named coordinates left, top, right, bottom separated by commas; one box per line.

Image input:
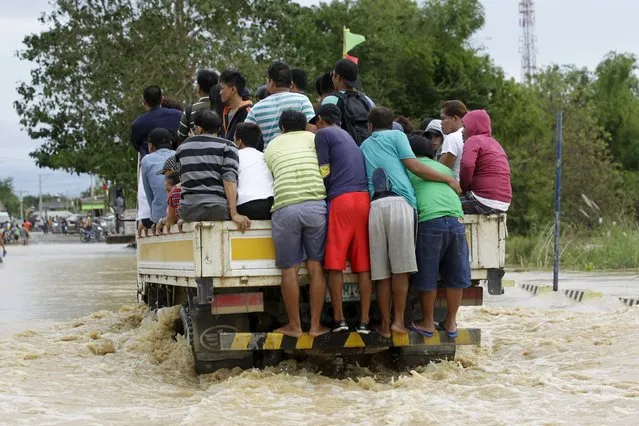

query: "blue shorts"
left=413, top=216, right=471, bottom=292
left=271, top=200, right=327, bottom=269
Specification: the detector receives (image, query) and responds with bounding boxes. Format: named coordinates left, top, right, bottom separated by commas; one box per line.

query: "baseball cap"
left=156, top=155, right=179, bottom=175
left=317, top=103, right=341, bottom=124
left=424, top=119, right=443, bottom=137
left=334, top=59, right=359, bottom=88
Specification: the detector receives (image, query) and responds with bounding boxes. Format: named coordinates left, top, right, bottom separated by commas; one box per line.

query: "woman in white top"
left=234, top=122, right=275, bottom=220
left=439, top=100, right=468, bottom=180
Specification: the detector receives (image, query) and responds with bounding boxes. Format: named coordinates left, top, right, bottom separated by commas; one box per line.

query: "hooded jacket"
left=460, top=110, right=512, bottom=204
left=221, top=100, right=253, bottom=142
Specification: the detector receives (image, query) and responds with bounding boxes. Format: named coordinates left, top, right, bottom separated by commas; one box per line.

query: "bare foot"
left=274, top=324, right=303, bottom=338
left=391, top=323, right=409, bottom=335
left=308, top=325, right=330, bottom=337
left=374, top=325, right=392, bottom=339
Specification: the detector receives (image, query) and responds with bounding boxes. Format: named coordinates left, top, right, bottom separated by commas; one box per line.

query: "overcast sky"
left=1, top=0, right=637, bottom=196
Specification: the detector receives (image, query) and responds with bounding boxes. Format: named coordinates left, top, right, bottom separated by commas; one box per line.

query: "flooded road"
left=1, top=243, right=638, bottom=424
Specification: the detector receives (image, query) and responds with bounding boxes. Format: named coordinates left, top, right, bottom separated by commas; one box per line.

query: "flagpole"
left=342, top=26, right=347, bottom=57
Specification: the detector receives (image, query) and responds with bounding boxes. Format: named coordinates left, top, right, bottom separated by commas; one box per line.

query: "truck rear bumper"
left=217, top=329, right=481, bottom=352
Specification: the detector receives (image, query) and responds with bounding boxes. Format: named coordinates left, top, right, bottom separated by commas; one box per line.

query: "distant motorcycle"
left=80, top=225, right=104, bottom=243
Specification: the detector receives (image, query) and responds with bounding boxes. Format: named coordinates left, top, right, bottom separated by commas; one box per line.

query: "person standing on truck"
left=245, top=61, right=316, bottom=148
left=321, top=59, right=375, bottom=146
left=459, top=109, right=512, bottom=214
left=177, top=69, right=220, bottom=145
left=234, top=122, right=274, bottom=220
left=219, top=69, right=252, bottom=142
left=424, top=119, right=445, bottom=158
left=130, top=85, right=182, bottom=158
left=141, top=128, right=175, bottom=229
left=175, top=109, right=250, bottom=230
left=439, top=100, right=468, bottom=179
left=265, top=110, right=329, bottom=337
left=359, top=107, right=461, bottom=338
left=314, top=104, right=373, bottom=334
left=291, top=68, right=308, bottom=95
left=407, top=133, right=470, bottom=338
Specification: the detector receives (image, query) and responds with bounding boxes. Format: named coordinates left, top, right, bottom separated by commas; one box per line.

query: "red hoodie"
left=460, top=110, right=512, bottom=205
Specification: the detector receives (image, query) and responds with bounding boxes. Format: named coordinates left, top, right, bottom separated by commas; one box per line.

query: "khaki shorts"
left=368, top=196, right=417, bottom=281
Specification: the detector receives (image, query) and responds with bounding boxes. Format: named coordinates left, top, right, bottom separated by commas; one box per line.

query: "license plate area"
left=325, top=283, right=361, bottom=302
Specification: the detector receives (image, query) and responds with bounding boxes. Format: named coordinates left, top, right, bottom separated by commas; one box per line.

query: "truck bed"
left=137, top=214, right=506, bottom=289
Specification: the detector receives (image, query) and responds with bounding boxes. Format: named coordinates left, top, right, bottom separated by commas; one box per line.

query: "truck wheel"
left=394, top=346, right=456, bottom=370
left=178, top=305, right=254, bottom=374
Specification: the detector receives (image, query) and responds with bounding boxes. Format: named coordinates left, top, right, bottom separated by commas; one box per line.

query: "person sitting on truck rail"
left=407, top=133, right=470, bottom=339
left=459, top=109, right=512, bottom=214
left=265, top=110, right=329, bottom=337
left=155, top=156, right=181, bottom=234
left=314, top=103, right=373, bottom=334
left=234, top=122, right=274, bottom=220
left=175, top=109, right=251, bottom=231
left=141, top=128, right=175, bottom=230
left=359, top=107, right=461, bottom=338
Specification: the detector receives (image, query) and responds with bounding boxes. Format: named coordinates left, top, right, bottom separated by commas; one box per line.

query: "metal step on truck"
left=136, top=214, right=506, bottom=374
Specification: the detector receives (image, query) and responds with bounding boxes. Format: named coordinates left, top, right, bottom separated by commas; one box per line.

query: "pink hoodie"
left=460, top=110, right=512, bottom=204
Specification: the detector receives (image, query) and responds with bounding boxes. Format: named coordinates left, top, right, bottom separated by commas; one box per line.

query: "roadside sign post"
left=553, top=112, right=563, bottom=292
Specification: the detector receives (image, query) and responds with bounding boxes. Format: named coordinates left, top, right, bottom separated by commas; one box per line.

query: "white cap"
left=425, top=119, right=443, bottom=137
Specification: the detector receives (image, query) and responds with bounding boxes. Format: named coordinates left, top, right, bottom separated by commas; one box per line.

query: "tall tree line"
left=14, top=0, right=639, bottom=234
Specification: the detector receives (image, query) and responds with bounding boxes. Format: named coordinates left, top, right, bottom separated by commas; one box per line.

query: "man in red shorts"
left=315, top=104, right=373, bottom=334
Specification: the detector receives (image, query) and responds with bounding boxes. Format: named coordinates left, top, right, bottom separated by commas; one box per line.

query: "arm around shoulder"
left=402, top=158, right=461, bottom=194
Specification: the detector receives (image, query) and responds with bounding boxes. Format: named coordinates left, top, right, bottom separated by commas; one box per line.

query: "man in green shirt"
left=407, top=134, right=471, bottom=339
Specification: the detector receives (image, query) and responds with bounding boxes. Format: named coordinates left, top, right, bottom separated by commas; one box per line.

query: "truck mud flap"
left=217, top=329, right=480, bottom=351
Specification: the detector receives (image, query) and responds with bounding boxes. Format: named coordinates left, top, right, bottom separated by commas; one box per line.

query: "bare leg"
left=413, top=290, right=437, bottom=333
left=274, top=265, right=303, bottom=337
left=390, top=273, right=409, bottom=334
left=374, top=278, right=392, bottom=338
left=328, top=270, right=344, bottom=321
left=308, top=260, right=330, bottom=336
left=358, top=271, right=372, bottom=324
left=444, top=288, right=463, bottom=332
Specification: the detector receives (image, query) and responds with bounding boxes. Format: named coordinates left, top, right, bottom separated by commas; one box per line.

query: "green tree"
left=0, top=178, right=21, bottom=216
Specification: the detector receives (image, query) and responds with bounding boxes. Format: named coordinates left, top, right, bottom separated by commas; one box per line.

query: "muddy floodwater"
left=0, top=243, right=638, bottom=424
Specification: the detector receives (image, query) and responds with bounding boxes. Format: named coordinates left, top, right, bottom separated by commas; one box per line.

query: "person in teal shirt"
left=359, top=107, right=461, bottom=338
left=407, top=133, right=471, bottom=339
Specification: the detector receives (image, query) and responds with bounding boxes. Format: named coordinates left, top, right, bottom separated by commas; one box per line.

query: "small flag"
left=343, top=27, right=366, bottom=56
left=343, top=54, right=359, bottom=65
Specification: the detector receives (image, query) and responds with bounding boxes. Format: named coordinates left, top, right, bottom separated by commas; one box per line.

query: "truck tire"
left=178, top=304, right=254, bottom=374
left=394, top=346, right=456, bottom=370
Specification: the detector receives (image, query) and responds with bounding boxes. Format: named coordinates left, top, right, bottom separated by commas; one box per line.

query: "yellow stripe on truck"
left=139, top=240, right=194, bottom=262
left=230, top=333, right=252, bottom=350
left=231, top=237, right=276, bottom=261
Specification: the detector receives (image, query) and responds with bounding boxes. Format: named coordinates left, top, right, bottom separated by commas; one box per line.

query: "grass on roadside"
left=507, top=221, right=639, bottom=271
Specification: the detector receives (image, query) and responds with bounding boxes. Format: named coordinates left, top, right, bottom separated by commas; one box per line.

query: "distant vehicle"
left=0, top=212, right=10, bottom=224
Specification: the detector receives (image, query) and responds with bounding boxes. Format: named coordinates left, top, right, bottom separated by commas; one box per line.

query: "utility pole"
left=38, top=174, right=43, bottom=216
left=16, top=190, right=28, bottom=221
left=519, top=0, right=537, bottom=83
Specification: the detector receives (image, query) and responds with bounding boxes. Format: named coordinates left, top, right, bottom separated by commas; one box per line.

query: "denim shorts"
left=412, top=216, right=471, bottom=292
left=271, top=200, right=327, bottom=269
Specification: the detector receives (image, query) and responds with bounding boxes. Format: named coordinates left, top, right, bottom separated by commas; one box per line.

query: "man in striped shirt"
left=175, top=109, right=250, bottom=230
left=176, top=69, right=219, bottom=145
left=245, top=61, right=315, bottom=148
left=265, top=110, right=329, bottom=337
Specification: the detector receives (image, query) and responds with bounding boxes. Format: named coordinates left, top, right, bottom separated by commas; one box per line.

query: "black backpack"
left=333, top=91, right=372, bottom=146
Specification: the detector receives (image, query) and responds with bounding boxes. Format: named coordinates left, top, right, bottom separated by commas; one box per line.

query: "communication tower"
left=519, top=0, right=537, bottom=83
